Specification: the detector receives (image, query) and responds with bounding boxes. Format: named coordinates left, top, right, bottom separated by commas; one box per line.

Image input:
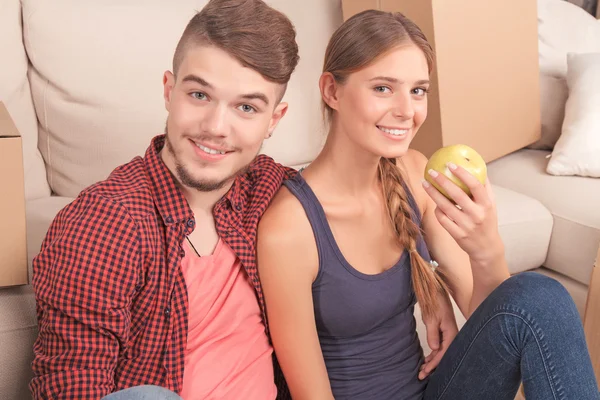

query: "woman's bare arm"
left=257, top=187, right=335, bottom=400
left=403, top=150, right=510, bottom=317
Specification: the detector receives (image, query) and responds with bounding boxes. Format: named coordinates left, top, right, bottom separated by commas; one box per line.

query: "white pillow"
left=537, top=0, right=600, bottom=78
left=547, top=53, right=600, bottom=177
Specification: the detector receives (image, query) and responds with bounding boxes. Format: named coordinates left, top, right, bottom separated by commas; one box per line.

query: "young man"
left=29, top=0, right=299, bottom=399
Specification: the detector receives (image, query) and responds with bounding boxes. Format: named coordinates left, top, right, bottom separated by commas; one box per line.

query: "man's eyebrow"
left=181, top=74, right=213, bottom=88
left=240, top=92, right=269, bottom=106
left=369, top=76, right=430, bottom=85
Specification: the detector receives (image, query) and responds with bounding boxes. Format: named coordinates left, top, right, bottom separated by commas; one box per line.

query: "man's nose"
left=201, top=104, right=229, bottom=137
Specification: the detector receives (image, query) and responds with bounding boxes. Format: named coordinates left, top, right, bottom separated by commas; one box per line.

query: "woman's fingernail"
left=447, top=162, right=457, bottom=170
left=421, top=179, right=430, bottom=188
left=427, top=169, right=438, bottom=178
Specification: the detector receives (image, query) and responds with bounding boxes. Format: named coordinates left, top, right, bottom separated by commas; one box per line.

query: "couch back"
left=1, top=0, right=343, bottom=200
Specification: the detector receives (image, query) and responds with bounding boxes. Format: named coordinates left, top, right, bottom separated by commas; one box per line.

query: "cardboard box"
left=342, top=0, right=541, bottom=162
left=584, top=244, right=600, bottom=384
left=0, top=102, right=28, bottom=287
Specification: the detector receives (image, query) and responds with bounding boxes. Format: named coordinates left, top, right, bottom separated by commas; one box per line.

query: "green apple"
left=424, top=144, right=487, bottom=200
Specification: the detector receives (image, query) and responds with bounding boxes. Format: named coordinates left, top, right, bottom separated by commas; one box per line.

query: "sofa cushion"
left=537, top=0, right=600, bottom=78
left=0, top=285, right=37, bottom=400
left=259, top=0, right=340, bottom=169
left=493, top=185, right=553, bottom=274
left=23, top=0, right=202, bottom=198
left=488, top=149, right=600, bottom=285
left=530, top=0, right=600, bottom=151
left=22, top=0, right=339, bottom=198
left=0, top=0, right=50, bottom=201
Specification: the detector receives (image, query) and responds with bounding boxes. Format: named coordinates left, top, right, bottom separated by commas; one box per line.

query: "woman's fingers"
left=422, top=177, right=470, bottom=229
left=444, top=163, right=489, bottom=206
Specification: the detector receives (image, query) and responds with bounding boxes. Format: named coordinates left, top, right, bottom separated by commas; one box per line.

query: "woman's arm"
left=401, top=150, right=510, bottom=318
left=257, top=188, right=335, bottom=400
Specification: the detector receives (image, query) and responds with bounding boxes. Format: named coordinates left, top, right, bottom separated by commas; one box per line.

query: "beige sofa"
left=1, top=0, right=598, bottom=399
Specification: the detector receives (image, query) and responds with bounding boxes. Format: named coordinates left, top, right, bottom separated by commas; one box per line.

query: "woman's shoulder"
left=397, top=149, right=430, bottom=217
left=257, top=182, right=319, bottom=280
left=258, top=182, right=314, bottom=249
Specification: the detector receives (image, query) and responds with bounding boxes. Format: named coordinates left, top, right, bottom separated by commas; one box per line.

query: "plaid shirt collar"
left=144, top=134, right=260, bottom=225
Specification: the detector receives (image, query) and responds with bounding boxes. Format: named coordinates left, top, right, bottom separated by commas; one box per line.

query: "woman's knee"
left=495, top=272, right=578, bottom=318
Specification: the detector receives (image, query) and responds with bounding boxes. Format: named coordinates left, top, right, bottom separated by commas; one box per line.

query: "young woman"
left=257, top=10, right=599, bottom=400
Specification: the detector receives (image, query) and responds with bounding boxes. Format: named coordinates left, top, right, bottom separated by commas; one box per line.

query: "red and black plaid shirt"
left=30, top=134, right=295, bottom=399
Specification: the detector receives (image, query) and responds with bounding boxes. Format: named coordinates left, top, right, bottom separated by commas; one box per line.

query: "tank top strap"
left=282, top=172, right=335, bottom=263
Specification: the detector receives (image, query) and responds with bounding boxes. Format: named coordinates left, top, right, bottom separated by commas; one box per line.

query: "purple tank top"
left=283, top=172, right=429, bottom=399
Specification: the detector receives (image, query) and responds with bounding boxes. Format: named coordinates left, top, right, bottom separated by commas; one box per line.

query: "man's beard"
left=165, top=133, right=249, bottom=193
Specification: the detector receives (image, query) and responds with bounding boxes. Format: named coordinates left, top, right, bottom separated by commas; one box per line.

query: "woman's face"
left=332, top=44, right=430, bottom=159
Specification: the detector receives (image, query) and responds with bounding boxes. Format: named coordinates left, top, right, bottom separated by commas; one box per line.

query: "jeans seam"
left=436, top=310, right=558, bottom=400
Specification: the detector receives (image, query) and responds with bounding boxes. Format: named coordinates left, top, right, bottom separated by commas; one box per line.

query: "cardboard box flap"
left=0, top=102, right=21, bottom=138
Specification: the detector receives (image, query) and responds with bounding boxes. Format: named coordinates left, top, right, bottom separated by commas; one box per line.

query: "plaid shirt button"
left=166, top=216, right=174, bottom=223
left=186, top=219, right=195, bottom=228
left=164, top=307, right=171, bottom=317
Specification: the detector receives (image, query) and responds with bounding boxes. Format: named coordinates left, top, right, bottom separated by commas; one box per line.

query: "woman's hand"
left=421, top=163, right=503, bottom=265
left=421, top=161, right=511, bottom=314
left=419, top=291, right=458, bottom=380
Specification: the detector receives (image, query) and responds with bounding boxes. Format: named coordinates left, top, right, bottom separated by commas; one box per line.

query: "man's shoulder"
left=250, top=154, right=298, bottom=181
left=243, top=155, right=298, bottom=201
left=76, top=156, right=156, bottom=222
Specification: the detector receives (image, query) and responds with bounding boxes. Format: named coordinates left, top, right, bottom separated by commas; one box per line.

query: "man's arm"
left=30, top=193, right=140, bottom=399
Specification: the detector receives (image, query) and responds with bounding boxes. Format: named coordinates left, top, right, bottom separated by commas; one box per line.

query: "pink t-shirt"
left=180, top=238, right=277, bottom=400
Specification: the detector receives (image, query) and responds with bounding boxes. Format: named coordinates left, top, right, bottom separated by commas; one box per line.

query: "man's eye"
left=190, top=92, right=207, bottom=100
left=239, top=104, right=257, bottom=113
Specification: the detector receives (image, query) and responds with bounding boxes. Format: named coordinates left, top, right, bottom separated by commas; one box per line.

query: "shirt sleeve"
left=29, top=193, right=141, bottom=399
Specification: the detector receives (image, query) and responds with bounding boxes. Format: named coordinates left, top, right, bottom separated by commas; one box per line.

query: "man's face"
left=162, top=45, right=288, bottom=192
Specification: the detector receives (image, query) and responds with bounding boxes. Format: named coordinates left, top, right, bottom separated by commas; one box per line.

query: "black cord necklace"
left=185, top=236, right=201, bottom=257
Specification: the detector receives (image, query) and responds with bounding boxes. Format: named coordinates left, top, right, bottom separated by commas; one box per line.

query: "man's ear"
left=163, top=71, right=176, bottom=112
left=319, top=72, right=341, bottom=112
left=265, top=102, right=289, bottom=139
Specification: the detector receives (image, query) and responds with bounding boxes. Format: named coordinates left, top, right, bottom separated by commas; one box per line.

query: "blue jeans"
left=424, top=272, right=599, bottom=399
left=101, top=385, right=182, bottom=400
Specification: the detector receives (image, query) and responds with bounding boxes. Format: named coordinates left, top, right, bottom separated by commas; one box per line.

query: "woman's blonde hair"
left=322, top=10, right=448, bottom=319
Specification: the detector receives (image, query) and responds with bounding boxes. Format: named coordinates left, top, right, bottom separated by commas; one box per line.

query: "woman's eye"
left=239, top=104, right=257, bottom=113
left=190, top=92, right=207, bottom=100
left=374, top=86, right=391, bottom=93
left=413, top=88, right=428, bottom=96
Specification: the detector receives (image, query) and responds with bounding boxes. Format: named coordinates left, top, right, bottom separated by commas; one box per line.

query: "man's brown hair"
left=173, top=0, right=300, bottom=92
